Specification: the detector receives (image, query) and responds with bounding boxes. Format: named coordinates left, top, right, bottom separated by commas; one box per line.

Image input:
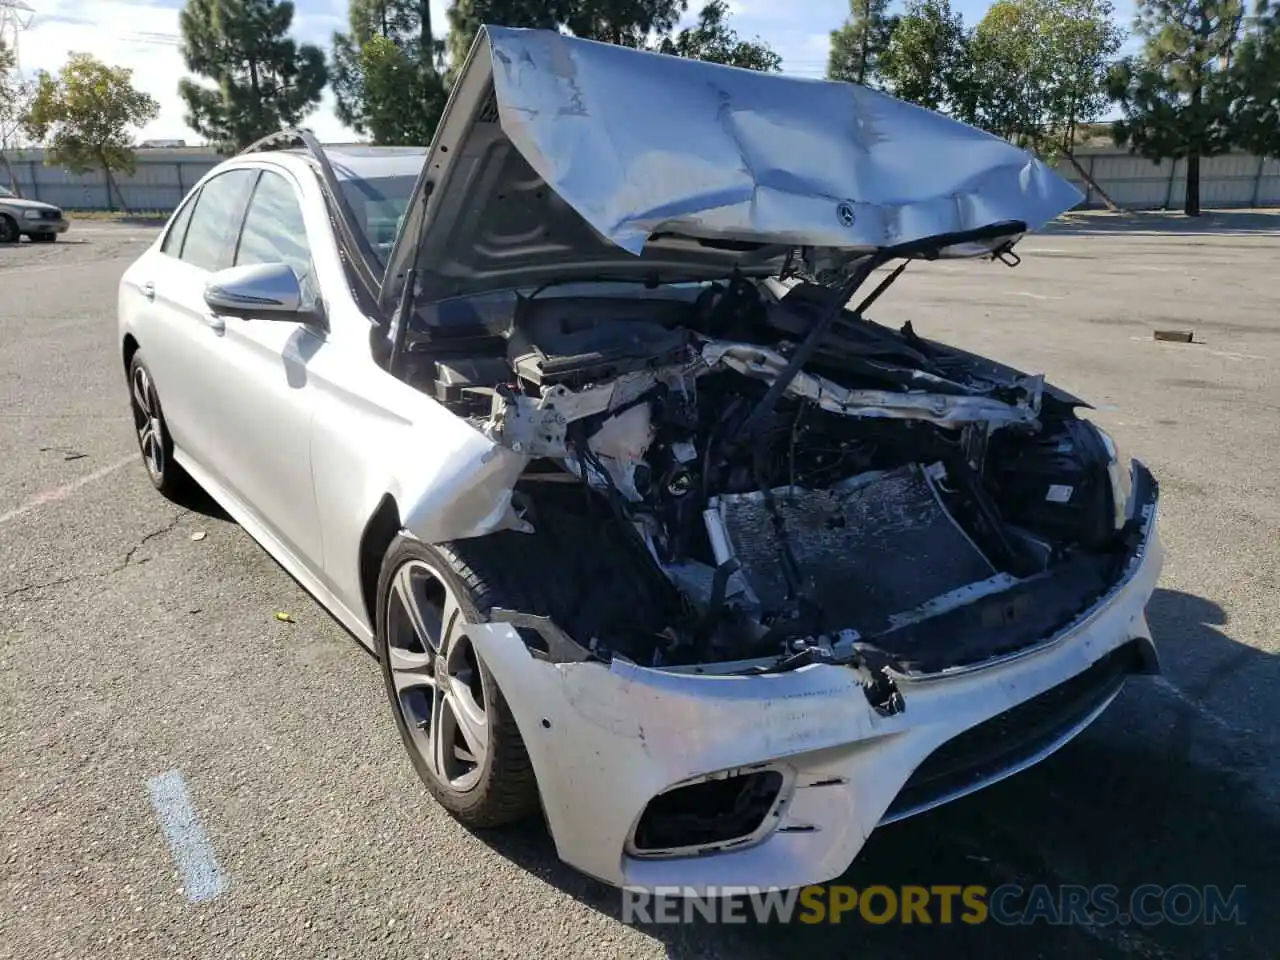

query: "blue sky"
left=20, top=0, right=1140, bottom=142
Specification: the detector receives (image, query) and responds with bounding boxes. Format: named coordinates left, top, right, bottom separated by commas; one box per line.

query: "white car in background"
left=0, top=183, right=69, bottom=243
left=117, top=26, right=1163, bottom=893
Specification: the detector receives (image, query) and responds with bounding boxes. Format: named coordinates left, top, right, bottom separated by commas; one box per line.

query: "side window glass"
left=160, top=189, right=199, bottom=257
left=234, top=171, right=313, bottom=291
left=180, top=169, right=258, bottom=272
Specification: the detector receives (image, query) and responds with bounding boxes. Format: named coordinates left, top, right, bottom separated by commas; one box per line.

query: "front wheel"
left=375, top=535, right=541, bottom=828
left=0, top=216, right=18, bottom=244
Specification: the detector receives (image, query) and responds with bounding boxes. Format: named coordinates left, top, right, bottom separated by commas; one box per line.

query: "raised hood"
left=378, top=26, right=1083, bottom=309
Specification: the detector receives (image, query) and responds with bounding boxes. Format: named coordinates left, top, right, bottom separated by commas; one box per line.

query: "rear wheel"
left=375, top=535, right=542, bottom=828
left=0, top=216, right=18, bottom=244
left=128, top=351, right=191, bottom=499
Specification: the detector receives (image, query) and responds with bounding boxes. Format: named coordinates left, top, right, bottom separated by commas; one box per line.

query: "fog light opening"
left=631, top=768, right=786, bottom=857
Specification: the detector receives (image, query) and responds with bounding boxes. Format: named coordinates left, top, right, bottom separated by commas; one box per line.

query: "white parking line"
left=0, top=454, right=136, bottom=525
left=146, top=771, right=227, bottom=903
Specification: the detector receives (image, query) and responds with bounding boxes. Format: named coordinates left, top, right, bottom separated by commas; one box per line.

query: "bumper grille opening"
left=883, top=642, right=1144, bottom=822
left=632, top=769, right=784, bottom=855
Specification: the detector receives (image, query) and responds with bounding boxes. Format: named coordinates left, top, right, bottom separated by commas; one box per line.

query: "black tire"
left=127, top=350, right=192, bottom=500
left=376, top=533, right=544, bottom=829
left=0, top=215, right=18, bottom=244
left=28, top=233, right=57, bottom=243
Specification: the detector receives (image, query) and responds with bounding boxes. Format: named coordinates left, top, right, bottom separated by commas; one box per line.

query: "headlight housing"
left=22, top=209, right=43, bottom=220
left=1093, top=425, right=1133, bottom=530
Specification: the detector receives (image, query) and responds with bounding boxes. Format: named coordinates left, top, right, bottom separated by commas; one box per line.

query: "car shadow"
left=470, top=587, right=1276, bottom=959
left=1046, top=210, right=1280, bottom=237
left=177, top=481, right=231, bottom=521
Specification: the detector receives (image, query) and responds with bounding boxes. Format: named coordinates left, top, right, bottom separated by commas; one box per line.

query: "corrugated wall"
left=7, top=149, right=220, bottom=211
left=3, top=146, right=1280, bottom=213
left=1062, top=151, right=1280, bottom=209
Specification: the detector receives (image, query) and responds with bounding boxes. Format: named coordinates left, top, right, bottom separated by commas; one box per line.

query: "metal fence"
left=4, top=148, right=220, bottom=212
left=4, top=145, right=1280, bottom=213
left=1060, top=150, right=1280, bottom=209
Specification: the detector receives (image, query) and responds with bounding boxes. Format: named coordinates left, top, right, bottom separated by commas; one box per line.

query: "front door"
left=197, top=167, right=326, bottom=568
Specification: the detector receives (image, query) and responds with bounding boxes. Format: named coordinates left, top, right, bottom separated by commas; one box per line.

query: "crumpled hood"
left=488, top=28, right=1081, bottom=255
left=380, top=26, right=1082, bottom=307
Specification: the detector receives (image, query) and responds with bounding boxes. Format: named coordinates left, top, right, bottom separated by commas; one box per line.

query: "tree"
left=879, top=0, right=972, bottom=113
left=1109, top=0, right=1244, bottom=215
left=445, top=0, right=567, bottom=75
left=966, top=0, right=1119, bottom=143
left=827, top=0, right=898, bottom=87
left=965, top=0, right=1122, bottom=204
left=657, top=1, right=781, bottom=71
left=445, top=0, right=690, bottom=74
left=21, top=53, right=158, bottom=211
left=331, top=0, right=447, bottom=145
left=562, top=0, right=687, bottom=48
left=1044, top=0, right=1124, bottom=157
left=178, top=0, right=328, bottom=153
left=1230, top=1, right=1280, bottom=156
left=969, top=0, right=1051, bottom=144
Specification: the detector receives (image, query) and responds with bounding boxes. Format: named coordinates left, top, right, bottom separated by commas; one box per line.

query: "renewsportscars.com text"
left=622, top=883, right=1247, bottom=927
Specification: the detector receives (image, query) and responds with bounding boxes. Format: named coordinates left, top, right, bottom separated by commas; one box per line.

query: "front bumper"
left=468, top=466, right=1163, bottom=893
left=24, top=216, right=69, bottom=235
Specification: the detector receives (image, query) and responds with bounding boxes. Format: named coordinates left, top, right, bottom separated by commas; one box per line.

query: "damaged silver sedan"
left=117, top=26, right=1163, bottom=893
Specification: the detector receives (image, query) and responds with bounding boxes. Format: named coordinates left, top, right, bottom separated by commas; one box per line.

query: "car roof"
left=323, top=146, right=428, bottom=183
left=216, top=144, right=427, bottom=183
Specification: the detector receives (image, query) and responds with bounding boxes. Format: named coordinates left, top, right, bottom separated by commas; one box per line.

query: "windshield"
left=0, top=184, right=13, bottom=198
left=324, top=146, right=426, bottom=267
left=339, top=174, right=418, bottom=263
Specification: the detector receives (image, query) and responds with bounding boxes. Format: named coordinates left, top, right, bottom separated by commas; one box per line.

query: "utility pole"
left=0, top=0, right=34, bottom=191
left=0, top=0, right=34, bottom=72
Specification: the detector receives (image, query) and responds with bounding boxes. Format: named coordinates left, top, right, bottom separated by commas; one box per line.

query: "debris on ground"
left=190, top=531, right=206, bottom=542
left=1154, top=329, right=1195, bottom=343
left=273, top=611, right=295, bottom=623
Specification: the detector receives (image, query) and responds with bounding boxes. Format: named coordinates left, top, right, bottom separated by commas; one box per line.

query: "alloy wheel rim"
left=386, top=560, right=490, bottom=793
left=130, top=366, right=165, bottom=480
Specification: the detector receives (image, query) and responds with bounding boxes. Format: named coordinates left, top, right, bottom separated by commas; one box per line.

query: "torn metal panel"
left=478, top=337, right=1040, bottom=461
left=481, top=366, right=694, bottom=457
left=398, top=441, right=534, bottom=543
left=702, top=340, right=1042, bottom=427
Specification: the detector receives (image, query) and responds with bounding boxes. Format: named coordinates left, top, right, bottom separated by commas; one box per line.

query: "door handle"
left=141, top=281, right=155, bottom=301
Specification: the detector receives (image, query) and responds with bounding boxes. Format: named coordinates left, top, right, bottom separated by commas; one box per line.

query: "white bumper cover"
left=468, top=499, right=1163, bottom=893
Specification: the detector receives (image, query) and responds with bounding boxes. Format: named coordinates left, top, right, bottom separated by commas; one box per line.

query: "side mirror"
left=204, top=262, right=321, bottom=324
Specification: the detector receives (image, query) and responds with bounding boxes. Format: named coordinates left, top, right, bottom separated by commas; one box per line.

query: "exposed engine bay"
left=399, top=276, right=1150, bottom=678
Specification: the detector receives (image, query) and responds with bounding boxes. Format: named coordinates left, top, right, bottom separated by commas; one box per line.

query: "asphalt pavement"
left=1, top=215, right=1277, bottom=959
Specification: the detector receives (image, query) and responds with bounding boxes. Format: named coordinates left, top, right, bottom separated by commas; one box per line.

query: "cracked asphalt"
left=1, top=215, right=1277, bottom=959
